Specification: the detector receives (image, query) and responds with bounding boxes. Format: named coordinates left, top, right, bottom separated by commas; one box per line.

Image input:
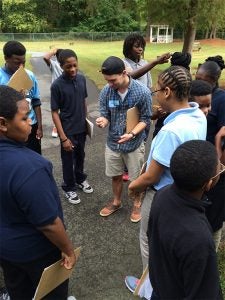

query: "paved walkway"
left=30, top=55, right=142, bottom=300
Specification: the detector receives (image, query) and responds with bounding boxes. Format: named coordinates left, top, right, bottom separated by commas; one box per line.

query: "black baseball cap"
left=100, top=56, right=125, bottom=75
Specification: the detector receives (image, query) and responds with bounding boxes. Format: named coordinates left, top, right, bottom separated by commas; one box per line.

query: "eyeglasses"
left=151, top=88, right=165, bottom=96
left=211, top=162, right=225, bottom=180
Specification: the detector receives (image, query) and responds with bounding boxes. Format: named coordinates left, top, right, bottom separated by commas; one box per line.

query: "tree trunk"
left=182, top=19, right=197, bottom=53
left=205, top=28, right=209, bottom=39
left=145, top=0, right=151, bottom=41
left=182, top=0, right=198, bottom=54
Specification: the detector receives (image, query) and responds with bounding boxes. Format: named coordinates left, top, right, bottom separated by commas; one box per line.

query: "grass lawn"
left=0, top=39, right=225, bottom=89
left=0, top=39, right=224, bottom=295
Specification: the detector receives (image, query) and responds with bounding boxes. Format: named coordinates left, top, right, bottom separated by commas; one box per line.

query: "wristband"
left=61, top=138, right=68, bottom=143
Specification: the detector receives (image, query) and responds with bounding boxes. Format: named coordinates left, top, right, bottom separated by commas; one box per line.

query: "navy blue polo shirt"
left=50, top=72, right=88, bottom=135
left=0, top=139, right=64, bottom=263
left=207, top=88, right=225, bottom=144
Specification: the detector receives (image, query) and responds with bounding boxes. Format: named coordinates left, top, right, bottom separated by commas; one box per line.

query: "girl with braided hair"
left=152, top=52, right=192, bottom=138
left=196, top=58, right=225, bottom=250
left=125, top=65, right=207, bottom=294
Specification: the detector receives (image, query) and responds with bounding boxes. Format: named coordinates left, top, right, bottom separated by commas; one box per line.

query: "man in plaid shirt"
left=96, top=56, right=152, bottom=222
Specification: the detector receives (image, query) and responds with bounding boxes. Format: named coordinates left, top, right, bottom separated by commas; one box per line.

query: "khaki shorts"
left=105, top=143, right=145, bottom=181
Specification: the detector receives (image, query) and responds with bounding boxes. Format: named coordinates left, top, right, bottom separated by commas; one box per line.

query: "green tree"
left=2, top=0, right=48, bottom=32
left=77, top=0, right=139, bottom=32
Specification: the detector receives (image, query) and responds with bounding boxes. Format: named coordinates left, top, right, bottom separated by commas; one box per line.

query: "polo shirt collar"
left=62, top=72, right=77, bottom=81
left=2, top=64, right=14, bottom=75
left=0, top=137, right=25, bottom=148
left=164, top=102, right=199, bottom=125
left=172, top=184, right=206, bottom=212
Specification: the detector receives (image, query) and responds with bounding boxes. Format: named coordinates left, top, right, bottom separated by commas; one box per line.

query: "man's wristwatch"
left=129, top=131, right=136, bottom=139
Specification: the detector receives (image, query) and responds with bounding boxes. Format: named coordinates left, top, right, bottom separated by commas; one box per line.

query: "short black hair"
left=3, top=41, right=26, bottom=58
left=170, top=140, right=218, bottom=191
left=190, top=79, right=212, bottom=98
left=56, top=49, right=63, bottom=60
left=0, top=85, right=24, bottom=120
left=58, top=49, right=77, bottom=66
left=123, top=33, right=146, bottom=59
left=198, top=61, right=221, bottom=84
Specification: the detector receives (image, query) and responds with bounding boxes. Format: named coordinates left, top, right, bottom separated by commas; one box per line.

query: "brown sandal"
left=100, top=201, right=122, bottom=217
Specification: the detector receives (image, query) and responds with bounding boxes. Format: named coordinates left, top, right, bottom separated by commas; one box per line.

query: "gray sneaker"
left=65, top=191, right=81, bottom=204
left=0, top=287, right=10, bottom=300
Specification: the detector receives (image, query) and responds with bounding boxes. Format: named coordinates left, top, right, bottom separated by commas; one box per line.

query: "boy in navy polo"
left=0, top=85, right=76, bottom=299
left=51, top=49, right=93, bottom=204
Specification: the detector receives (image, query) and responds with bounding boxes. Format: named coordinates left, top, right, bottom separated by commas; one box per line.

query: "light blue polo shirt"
left=147, top=102, right=207, bottom=190
left=0, top=66, right=41, bottom=125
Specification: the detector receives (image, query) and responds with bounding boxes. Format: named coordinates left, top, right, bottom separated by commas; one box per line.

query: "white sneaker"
left=77, top=180, right=93, bottom=194
left=51, top=126, right=58, bottom=138
left=65, top=191, right=81, bottom=204
left=67, top=296, right=76, bottom=300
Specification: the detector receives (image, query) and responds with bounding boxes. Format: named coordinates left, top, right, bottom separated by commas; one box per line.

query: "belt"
left=147, top=186, right=157, bottom=192
left=151, top=186, right=157, bottom=192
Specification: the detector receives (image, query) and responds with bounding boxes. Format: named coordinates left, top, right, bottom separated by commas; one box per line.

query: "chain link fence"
left=0, top=32, right=145, bottom=42
left=0, top=31, right=224, bottom=42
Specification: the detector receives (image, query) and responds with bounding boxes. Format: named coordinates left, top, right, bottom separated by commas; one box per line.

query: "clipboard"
left=86, top=117, right=94, bottom=139
left=33, top=247, right=81, bottom=300
left=126, top=106, right=140, bottom=133
left=8, top=66, right=33, bottom=92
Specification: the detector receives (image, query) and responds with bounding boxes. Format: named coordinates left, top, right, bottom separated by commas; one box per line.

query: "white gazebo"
left=150, top=25, right=173, bottom=43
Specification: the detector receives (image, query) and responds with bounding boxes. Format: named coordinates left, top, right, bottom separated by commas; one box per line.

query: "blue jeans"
left=61, top=132, right=87, bottom=192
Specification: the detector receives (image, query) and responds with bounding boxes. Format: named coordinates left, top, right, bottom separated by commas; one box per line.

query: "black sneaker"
left=65, top=191, right=81, bottom=204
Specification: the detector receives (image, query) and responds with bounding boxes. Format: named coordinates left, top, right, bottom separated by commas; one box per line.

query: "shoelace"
left=82, top=180, right=90, bottom=188
left=68, top=191, right=77, bottom=197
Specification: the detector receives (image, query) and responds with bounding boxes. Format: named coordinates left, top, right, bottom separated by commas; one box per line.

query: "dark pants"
left=61, top=132, right=87, bottom=192
left=0, top=249, right=68, bottom=300
left=26, top=123, right=42, bottom=155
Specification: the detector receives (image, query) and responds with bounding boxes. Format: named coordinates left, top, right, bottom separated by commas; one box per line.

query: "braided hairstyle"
left=205, top=55, right=225, bottom=71
left=170, top=52, right=192, bottom=70
left=159, top=65, right=192, bottom=101
left=123, top=33, right=146, bottom=59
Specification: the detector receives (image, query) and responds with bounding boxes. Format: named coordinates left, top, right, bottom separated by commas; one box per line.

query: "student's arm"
left=43, top=49, right=57, bottom=67
left=38, top=217, right=76, bottom=269
left=51, top=110, right=74, bottom=152
left=129, top=159, right=165, bottom=194
left=16, top=168, right=76, bottom=270
left=128, top=53, right=170, bottom=79
left=34, top=105, right=43, bottom=139
left=215, top=126, right=225, bottom=163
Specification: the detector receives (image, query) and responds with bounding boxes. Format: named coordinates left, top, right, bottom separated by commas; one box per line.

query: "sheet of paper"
left=126, top=106, right=140, bottom=133
left=8, top=66, right=33, bottom=92
left=33, top=247, right=81, bottom=300
left=86, top=118, right=94, bottom=139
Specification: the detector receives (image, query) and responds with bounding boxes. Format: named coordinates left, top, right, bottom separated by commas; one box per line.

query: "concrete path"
left=30, top=55, right=142, bottom=300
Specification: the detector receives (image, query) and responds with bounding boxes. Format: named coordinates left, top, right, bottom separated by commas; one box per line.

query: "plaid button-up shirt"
left=99, top=77, right=152, bottom=153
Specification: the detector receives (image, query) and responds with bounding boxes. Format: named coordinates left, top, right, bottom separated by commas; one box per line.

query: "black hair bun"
left=170, top=52, right=192, bottom=70
left=205, top=55, right=225, bottom=70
